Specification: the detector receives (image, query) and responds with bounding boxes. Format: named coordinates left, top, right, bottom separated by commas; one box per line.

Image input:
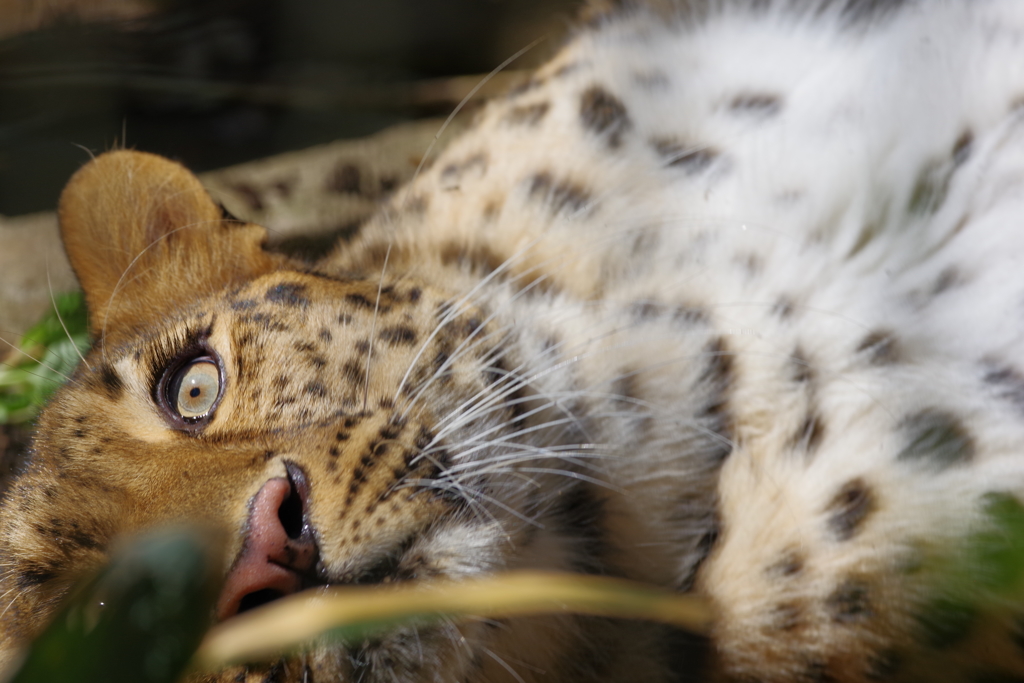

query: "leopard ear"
left=58, top=150, right=280, bottom=340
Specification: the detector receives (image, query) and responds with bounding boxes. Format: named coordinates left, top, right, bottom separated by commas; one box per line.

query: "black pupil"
left=190, top=387, right=201, bottom=398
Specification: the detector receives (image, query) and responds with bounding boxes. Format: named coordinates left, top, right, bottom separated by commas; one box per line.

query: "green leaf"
left=912, top=492, right=1024, bottom=648
left=19, top=292, right=89, bottom=351
left=968, top=492, right=1024, bottom=596
left=0, top=291, right=90, bottom=425
left=7, top=528, right=222, bottom=683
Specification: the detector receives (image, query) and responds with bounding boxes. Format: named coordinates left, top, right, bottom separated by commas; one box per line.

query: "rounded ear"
left=58, top=150, right=280, bottom=341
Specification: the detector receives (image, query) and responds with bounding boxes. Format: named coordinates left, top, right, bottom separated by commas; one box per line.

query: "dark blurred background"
left=0, top=0, right=578, bottom=217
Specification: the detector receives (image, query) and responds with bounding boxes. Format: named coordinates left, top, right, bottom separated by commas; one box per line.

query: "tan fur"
left=8, top=2, right=1024, bottom=681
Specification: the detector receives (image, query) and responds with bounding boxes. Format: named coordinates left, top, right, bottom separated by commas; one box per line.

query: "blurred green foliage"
left=0, top=292, right=89, bottom=424
left=8, top=528, right=221, bottom=683
left=969, top=492, right=1024, bottom=596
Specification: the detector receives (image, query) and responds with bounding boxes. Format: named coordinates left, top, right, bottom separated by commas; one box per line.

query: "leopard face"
left=0, top=151, right=682, bottom=683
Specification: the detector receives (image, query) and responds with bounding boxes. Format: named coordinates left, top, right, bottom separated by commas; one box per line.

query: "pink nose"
left=216, top=463, right=317, bottom=620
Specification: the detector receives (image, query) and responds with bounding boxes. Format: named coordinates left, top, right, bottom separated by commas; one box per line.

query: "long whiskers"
left=395, top=471, right=509, bottom=530
left=46, top=258, right=90, bottom=371
left=0, top=584, right=22, bottom=623
left=397, top=475, right=540, bottom=528
left=397, top=269, right=557, bottom=421
left=0, top=332, right=74, bottom=384
left=432, top=437, right=619, bottom=487
left=394, top=219, right=680, bottom=421
left=479, top=646, right=528, bottom=683
left=428, top=441, right=611, bottom=471
left=424, top=334, right=640, bottom=447
left=392, top=233, right=551, bottom=404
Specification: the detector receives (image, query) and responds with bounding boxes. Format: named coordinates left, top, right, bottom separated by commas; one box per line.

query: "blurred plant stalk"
left=194, top=572, right=715, bottom=671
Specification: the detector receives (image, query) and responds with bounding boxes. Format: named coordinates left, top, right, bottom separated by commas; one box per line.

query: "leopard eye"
left=169, top=359, right=221, bottom=419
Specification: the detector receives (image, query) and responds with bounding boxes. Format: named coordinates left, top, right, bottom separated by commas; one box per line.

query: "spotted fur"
left=5, top=1, right=1024, bottom=682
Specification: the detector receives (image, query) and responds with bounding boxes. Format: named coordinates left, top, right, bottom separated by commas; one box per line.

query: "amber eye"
left=169, top=359, right=221, bottom=419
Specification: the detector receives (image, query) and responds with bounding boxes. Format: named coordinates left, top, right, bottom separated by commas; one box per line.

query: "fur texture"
left=4, top=1, right=1024, bottom=681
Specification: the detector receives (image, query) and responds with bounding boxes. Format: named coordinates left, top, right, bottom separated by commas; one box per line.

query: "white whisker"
left=46, top=258, right=89, bottom=371
left=412, top=36, right=546, bottom=184
left=98, top=211, right=222, bottom=362
left=397, top=475, right=540, bottom=528
left=0, top=334, right=73, bottom=384
left=479, top=646, right=527, bottom=683
left=392, top=236, right=547, bottom=405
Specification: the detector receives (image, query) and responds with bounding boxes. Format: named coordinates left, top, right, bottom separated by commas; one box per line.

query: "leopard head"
left=0, top=151, right=624, bottom=682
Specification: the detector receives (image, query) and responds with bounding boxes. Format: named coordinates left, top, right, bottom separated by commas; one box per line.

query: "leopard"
left=5, top=0, right=1024, bottom=681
